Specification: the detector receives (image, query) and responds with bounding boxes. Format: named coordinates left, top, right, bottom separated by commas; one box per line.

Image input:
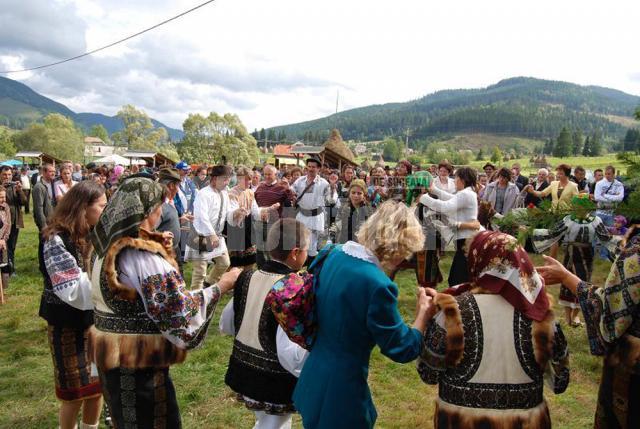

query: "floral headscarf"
left=446, top=231, right=550, bottom=321
left=90, top=177, right=164, bottom=257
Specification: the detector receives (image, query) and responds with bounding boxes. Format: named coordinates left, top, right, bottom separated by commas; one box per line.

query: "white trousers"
left=253, top=411, right=292, bottom=429
left=308, top=230, right=320, bottom=257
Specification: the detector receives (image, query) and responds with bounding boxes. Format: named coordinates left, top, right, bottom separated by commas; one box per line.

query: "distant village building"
left=273, top=143, right=305, bottom=167
left=83, top=136, right=120, bottom=159
left=354, top=143, right=367, bottom=155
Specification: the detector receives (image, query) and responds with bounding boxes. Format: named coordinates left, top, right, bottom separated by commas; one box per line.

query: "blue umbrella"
left=0, top=159, right=23, bottom=167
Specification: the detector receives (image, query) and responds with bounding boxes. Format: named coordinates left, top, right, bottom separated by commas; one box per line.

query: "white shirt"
left=292, top=175, right=338, bottom=232
left=20, top=174, right=31, bottom=190
left=433, top=176, right=456, bottom=194
left=594, top=178, right=624, bottom=207
left=420, top=186, right=481, bottom=240
left=186, top=185, right=234, bottom=260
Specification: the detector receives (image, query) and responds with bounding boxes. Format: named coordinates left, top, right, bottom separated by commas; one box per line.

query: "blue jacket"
left=293, top=243, right=423, bottom=428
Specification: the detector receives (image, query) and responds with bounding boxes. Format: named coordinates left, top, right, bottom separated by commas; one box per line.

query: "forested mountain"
left=0, top=76, right=183, bottom=140
left=271, top=77, right=640, bottom=141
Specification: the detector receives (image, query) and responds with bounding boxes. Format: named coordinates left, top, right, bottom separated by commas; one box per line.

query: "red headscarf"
left=444, top=231, right=550, bottom=322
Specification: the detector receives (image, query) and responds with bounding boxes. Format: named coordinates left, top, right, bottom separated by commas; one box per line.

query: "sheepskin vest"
left=89, top=233, right=186, bottom=371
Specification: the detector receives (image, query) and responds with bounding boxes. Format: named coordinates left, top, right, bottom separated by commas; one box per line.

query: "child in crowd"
left=333, top=179, right=372, bottom=244
left=220, top=218, right=309, bottom=429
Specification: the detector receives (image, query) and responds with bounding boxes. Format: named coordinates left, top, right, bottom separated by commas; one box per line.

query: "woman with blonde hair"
left=293, top=200, right=438, bottom=428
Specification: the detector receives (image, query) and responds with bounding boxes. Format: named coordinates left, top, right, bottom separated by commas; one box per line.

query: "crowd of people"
left=2, top=153, right=635, bottom=428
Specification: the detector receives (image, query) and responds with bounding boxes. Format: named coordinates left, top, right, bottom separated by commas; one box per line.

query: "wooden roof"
left=123, top=151, right=176, bottom=167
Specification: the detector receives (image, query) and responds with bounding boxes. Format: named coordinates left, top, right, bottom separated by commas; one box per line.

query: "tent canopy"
left=0, top=159, right=23, bottom=167
left=94, top=154, right=146, bottom=166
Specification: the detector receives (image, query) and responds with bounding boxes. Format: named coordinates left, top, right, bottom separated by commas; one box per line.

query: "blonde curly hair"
left=356, top=200, right=424, bottom=270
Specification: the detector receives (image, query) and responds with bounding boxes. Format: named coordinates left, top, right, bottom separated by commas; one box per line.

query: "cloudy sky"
left=1, top=0, right=639, bottom=131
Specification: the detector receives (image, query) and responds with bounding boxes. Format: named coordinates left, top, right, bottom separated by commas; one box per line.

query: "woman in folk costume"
left=538, top=226, right=640, bottom=429
left=221, top=218, right=310, bottom=429
left=333, top=179, right=372, bottom=244
left=227, top=165, right=278, bottom=269
left=417, top=231, right=570, bottom=429
left=293, top=201, right=438, bottom=429
left=531, top=195, right=620, bottom=327
left=419, top=166, right=482, bottom=286
left=89, top=176, right=240, bottom=428
left=39, top=181, right=107, bottom=429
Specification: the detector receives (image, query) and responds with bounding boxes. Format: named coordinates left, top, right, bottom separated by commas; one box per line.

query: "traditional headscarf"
left=348, top=179, right=367, bottom=193
left=445, top=231, right=550, bottom=321
left=405, top=171, right=432, bottom=206
left=110, top=165, right=125, bottom=185
left=90, top=177, right=164, bottom=257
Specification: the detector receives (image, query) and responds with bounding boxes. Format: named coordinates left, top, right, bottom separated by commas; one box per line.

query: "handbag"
left=266, top=244, right=336, bottom=350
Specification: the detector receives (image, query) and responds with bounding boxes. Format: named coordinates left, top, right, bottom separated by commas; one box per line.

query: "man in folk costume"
left=291, top=156, right=338, bottom=264
left=220, top=218, right=310, bottom=429
left=186, top=165, right=236, bottom=289
left=89, top=177, right=240, bottom=428
left=417, top=231, right=569, bottom=429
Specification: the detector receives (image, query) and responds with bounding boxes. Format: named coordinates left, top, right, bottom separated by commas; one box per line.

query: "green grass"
left=0, top=217, right=608, bottom=428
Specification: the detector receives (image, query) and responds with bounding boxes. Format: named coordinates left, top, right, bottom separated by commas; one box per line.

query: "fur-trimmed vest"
left=89, top=231, right=186, bottom=371
left=224, top=261, right=299, bottom=405
left=418, top=290, right=570, bottom=429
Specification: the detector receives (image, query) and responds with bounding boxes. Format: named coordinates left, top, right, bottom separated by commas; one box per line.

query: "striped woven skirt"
left=99, top=366, right=181, bottom=429
left=47, top=325, right=101, bottom=401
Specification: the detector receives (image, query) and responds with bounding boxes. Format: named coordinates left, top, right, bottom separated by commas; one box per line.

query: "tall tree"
left=490, top=146, right=502, bottom=163
left=582, top=136, right=592, bottom=156
left=12, top=114, right=83, bottom=161
left=476, top=148, right=484, bottom=161
left=111, top=105, right=168, bottom=150
left=571, top=129, right=583, bottom=156
left=623, top=128, right=640, bottom=152
left=553, top=127, right=572, bottom=157
left=590, top=131, right=602, bottom=156
left=0, top=127, right=16, bottom=159
left=178, top=112, right=260, bottom=165
left=382, top=138, right=401, bottom=162
left=89, top=124, right=111, bottom=144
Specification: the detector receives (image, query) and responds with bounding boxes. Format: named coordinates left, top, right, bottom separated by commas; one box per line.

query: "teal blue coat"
left=293, top=244, right=423, bottom=428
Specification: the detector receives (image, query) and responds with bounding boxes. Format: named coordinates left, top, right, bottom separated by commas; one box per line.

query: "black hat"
left=158, top=168, right=181, bottom=183
left=483, top=162, right=496, bottom=170
left=86, top=162, right=97, bottom=170
left=306, top=156, right=321, bottom=167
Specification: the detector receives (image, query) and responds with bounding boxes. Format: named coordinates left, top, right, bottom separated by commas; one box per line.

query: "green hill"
left=0, top=76, right=183, bottom=140
left=272, top=77, right=640, bottom=141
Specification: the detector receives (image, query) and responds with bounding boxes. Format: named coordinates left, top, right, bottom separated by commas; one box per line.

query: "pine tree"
left=491, top=146, right=502, bottom=163
left=582, top=136, right=592, bottom=156
left=591, top=132, right=602, bottom=156
left=543, top=138, right=555, bottom=155
left=476, top=148, right=484, bottom=161
left=553, top=127, right=572, bottom=157
left=259, top=128, right=266, bottom=141
left=572, top=130, right=584, bottom=156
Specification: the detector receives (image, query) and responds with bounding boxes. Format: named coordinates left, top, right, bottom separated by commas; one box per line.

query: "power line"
left=0, top=0, right=217, bottom=74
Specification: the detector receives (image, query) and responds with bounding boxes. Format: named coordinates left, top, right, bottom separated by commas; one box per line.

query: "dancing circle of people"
left=10, top=155, right=634, bottom=428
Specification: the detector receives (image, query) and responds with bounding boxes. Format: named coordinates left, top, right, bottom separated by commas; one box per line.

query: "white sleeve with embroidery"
left=43, top=235, right=94, bottom=311
left=117, top=248, right=221, bottom=349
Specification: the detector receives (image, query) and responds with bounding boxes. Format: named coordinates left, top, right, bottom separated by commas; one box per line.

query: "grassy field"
left=0, top=217, right=609, bottom=428
left=469, top=154, right=625, bottom=176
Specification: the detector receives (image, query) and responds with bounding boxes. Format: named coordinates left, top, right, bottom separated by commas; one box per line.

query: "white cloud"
left=1, top=0, right=639, bottom=131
